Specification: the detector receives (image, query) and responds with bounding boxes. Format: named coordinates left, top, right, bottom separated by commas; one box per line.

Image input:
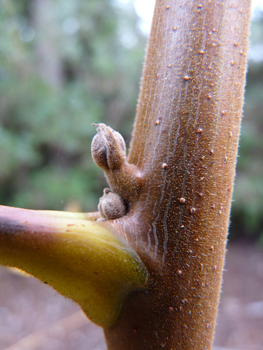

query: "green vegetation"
left=0, top=0, right=262, bottom=239
left=0, top=0, right=145, bottom=212
left=231, top=11, right=263, bottom=239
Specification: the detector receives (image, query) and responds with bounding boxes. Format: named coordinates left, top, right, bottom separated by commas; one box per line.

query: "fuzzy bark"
left=104, top=0, right=251, bottom=349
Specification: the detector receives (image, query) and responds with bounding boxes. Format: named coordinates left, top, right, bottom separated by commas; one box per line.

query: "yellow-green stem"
left=0, top=206, right=148, bottom=328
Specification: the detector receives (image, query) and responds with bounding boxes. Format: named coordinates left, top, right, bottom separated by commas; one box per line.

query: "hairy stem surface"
left=104, top=0, right=251, bottom=349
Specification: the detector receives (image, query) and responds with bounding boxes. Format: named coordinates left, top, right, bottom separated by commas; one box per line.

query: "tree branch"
left=0, top=206, right=148, bottom=328
left=104, top=0, right=251, bottom=349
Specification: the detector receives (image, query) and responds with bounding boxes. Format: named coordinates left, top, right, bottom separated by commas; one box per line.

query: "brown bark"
left=104, top=0, right=251, bottom=349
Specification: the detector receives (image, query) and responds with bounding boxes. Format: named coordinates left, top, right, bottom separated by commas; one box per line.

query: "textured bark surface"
left=104, top=0, right=251, bottom=349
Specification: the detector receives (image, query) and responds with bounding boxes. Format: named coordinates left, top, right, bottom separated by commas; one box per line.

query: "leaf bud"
left=91, top=124, right=126, bottom=170
left=98, top=188, right=127, bottom=220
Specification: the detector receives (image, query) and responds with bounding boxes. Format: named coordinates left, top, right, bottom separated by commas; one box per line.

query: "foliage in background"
left=231, top=10, right=263, bottom=240
left=0, top=0, right=262, bottom=239
left=0, top=0, right=145, bottom=212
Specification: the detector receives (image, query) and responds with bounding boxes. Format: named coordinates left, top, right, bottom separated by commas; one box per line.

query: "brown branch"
left=104, top=0, right=251, bottom=349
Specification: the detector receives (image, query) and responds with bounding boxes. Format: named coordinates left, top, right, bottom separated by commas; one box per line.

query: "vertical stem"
left=105, top=0, right=251, bottom=349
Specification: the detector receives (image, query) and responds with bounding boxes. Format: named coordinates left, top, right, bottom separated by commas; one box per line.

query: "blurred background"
left=0, top=0, right=263, bottom=349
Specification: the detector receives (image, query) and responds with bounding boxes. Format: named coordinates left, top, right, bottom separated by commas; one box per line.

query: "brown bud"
left=92, top=123, right=145, bottom=208
left=91, top=123, right=126, bottom=171
left=91, top=133, right=108, bottom=170
left=98, top=188, right=127, bottom=220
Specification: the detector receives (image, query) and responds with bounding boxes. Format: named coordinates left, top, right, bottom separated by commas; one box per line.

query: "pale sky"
left=134, top=0, right=263, bottom=34
left=113, top=0, right=263, bottom=60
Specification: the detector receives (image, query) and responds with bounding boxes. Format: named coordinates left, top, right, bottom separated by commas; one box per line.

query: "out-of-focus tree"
left=231, top=7, right=263, bottom=239
left=0, top=0, right=145, bottom=212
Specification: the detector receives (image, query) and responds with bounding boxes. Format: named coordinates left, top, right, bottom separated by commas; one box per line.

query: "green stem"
left=0, top=205, right=148, bottom=328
